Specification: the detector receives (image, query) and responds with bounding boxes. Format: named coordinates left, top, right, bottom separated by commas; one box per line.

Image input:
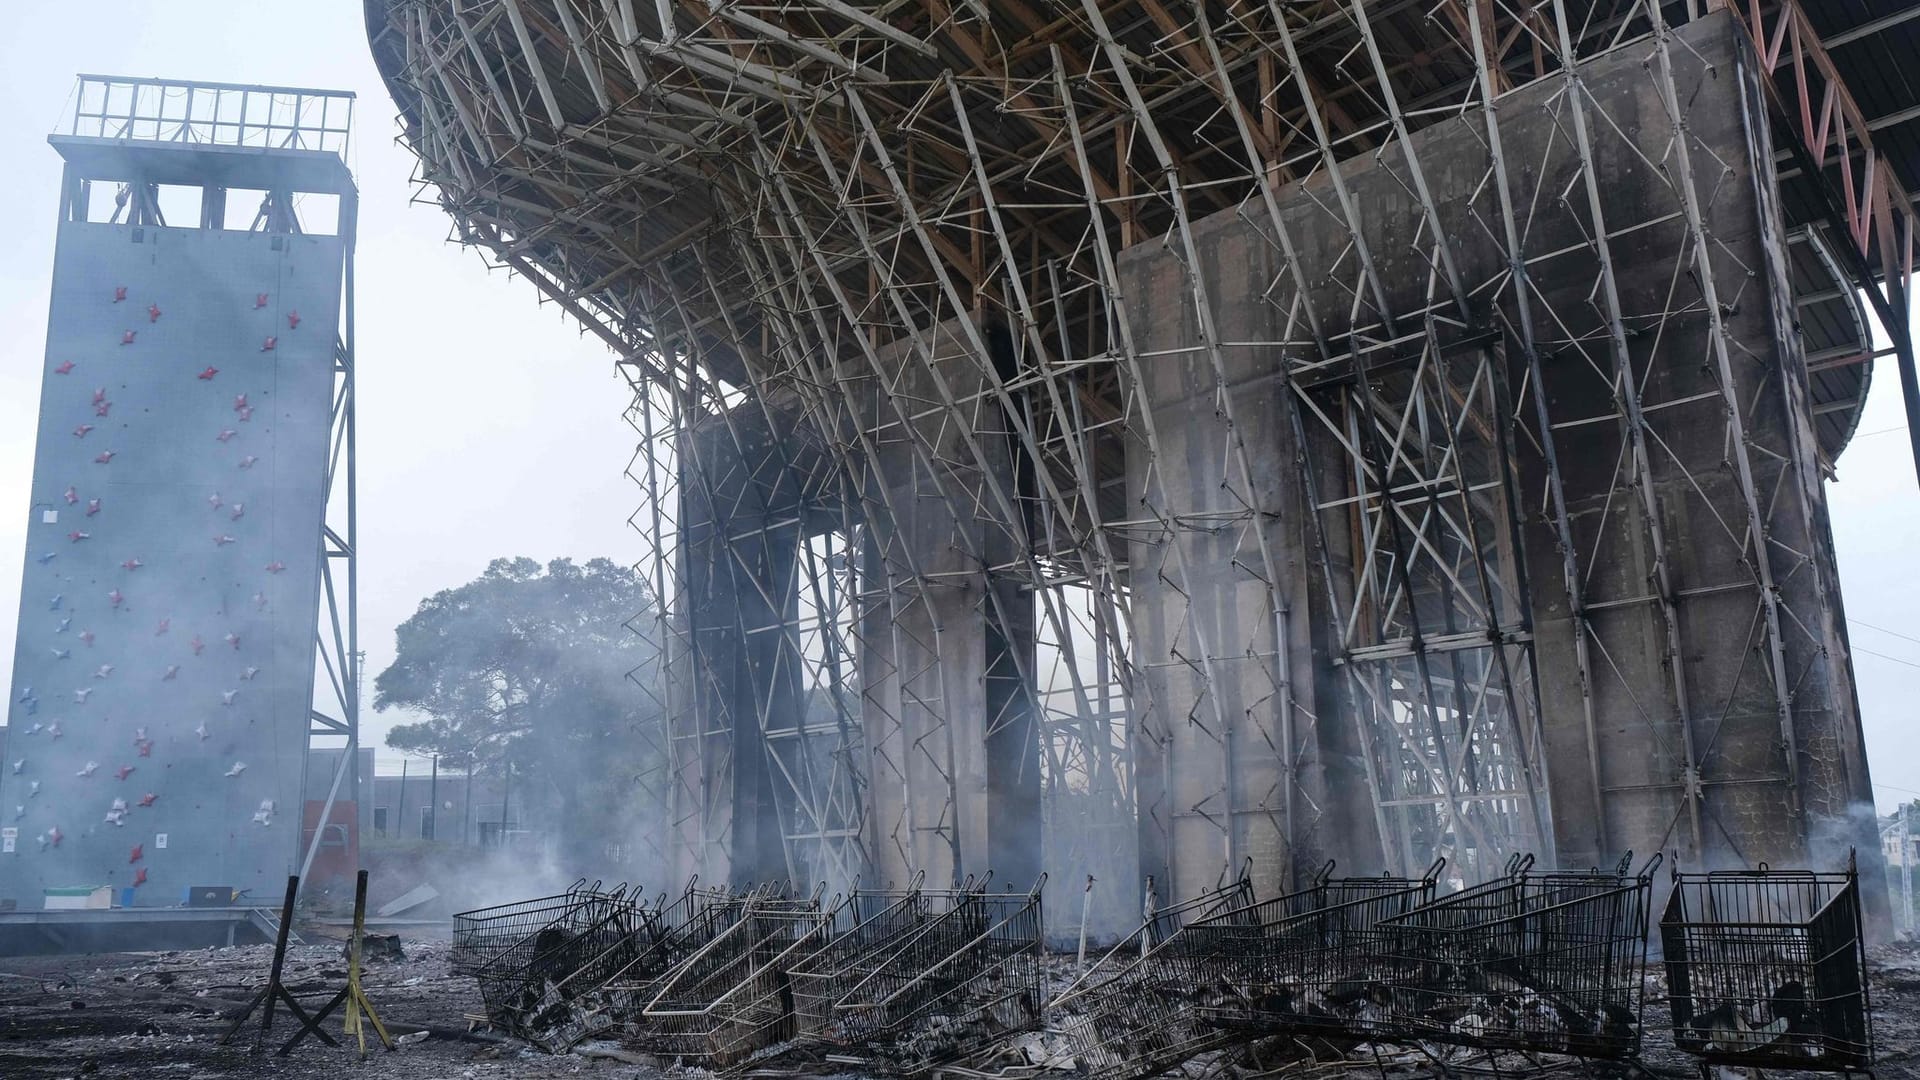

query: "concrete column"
left=676, top=408, right=818, bottom=887
left=1119, top=218, right=1381, bottom=903
left=848, top=319, right=1042, bottom=890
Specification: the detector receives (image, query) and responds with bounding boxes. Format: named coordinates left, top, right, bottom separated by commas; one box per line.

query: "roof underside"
left=365, top=0, right=1918, bottom=466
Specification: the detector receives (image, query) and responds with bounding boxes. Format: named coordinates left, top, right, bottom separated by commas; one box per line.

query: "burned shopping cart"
left=493, top=890, right=674, bottom=1052
left=637, top=889, right=838, bottom=1067
left=825, top=877, right=1048, bottom=1072
left=451, top=878, right=623, bottom=976
left=790, top=873, right=962, bottom=1043
left=1180, top=859, right=1443, bottom=1042
left=605, top=881, right=767, bottom=1049
left=1373, top=853, right=1659, bottom=1064
left=1661, top=853, right=1871, bottom=1074
left=1049, top=864, right=1258, bottom=1080
left=471, top=883, right=647, bottom=1044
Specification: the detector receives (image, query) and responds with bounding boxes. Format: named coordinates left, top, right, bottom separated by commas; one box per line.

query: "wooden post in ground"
left=220, top=875, right=336, bottom=1049
left=282, top=869, right=392, bottom=1057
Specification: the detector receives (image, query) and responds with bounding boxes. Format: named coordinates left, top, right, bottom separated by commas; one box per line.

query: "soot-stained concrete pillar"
left=1119, top=220, right=1382, bottom=904
left=847, top=318, right=1041, bottom=891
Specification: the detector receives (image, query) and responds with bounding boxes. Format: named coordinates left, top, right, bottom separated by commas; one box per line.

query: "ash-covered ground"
left=5, top=937, right=1920, bottom=1079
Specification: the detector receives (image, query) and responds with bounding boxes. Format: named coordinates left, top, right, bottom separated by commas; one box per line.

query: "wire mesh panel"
left=637, top=896, right=838, bottom=1067
left=1661, top=855, right=1871, bottom=1072
left=1182, top=860, right=1444, bottom=1039
left=451, top=878, right=612, bottom=975
left=829, top=880, right=1048, bottom=1071
left=1375, top=854, right=1658, bottom=1060
left=1049, top=869, right=1258, bottom=1080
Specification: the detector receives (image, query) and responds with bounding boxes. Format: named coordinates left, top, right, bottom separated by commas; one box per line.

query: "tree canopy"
left=375, top=557, right=662, bottom=869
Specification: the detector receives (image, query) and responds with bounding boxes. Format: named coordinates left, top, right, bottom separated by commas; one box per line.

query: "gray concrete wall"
left=1118, top=12, right=1879, bottom=889
left=2, top=221, right=339, bottom=907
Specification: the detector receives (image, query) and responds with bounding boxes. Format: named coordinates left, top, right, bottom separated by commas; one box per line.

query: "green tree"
left=375, top=557, right=662, bottom=871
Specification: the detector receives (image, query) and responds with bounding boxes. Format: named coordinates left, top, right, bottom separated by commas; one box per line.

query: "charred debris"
left=453, top=853, right=1874, bottom=1077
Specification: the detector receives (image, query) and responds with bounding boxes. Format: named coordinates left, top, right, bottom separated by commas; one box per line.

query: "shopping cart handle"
left=1419, top=857, right=1447, bottom=884
left=1634, top=851, right=1664, bottom=880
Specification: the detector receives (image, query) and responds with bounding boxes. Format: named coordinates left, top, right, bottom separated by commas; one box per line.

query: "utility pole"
left=428, top=755, right=438, bottom=841
left=1904, top=802, right=1914, bottom=934
left=499, top=759, right=512, bottom=847
left=463, top=758, right=474, bottom=846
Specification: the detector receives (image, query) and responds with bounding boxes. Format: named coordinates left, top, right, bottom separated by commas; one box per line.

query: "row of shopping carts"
left=1052, top=852, right=1872, bottom=1078
left=450, top=853, right=1871, bottom=1076
left=452, top=873, right=1048, bottom=1070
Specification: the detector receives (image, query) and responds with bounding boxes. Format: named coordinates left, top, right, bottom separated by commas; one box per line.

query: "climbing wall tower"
left=1, top=77, right=357, bottom=908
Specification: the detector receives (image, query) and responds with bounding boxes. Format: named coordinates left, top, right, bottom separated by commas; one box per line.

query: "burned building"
left=363, top=0, right=1916, bottom=935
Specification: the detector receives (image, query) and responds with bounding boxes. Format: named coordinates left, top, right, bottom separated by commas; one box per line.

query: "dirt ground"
left=4, top=935, right=1920, bottom=1079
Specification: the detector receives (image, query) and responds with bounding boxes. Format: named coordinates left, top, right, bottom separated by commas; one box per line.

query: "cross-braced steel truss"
left=365, top=0, right=1909, bottom=923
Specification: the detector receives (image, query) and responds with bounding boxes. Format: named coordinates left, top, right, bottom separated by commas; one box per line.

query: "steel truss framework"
left=366, top=0, right=1909, bottom=922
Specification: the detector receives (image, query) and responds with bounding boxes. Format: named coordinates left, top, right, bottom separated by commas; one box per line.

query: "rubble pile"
left=458, top=855, right=1880, bottom=1078
left=460, top=877, right=1050, bottom=1071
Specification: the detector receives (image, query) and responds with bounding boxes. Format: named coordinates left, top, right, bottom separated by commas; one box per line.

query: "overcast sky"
left=1, top=4, right=1917, bottom=809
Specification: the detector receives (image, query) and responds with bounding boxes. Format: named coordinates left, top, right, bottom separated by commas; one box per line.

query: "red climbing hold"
left=137, top=793, right=156, bottom=807
left=94, top=450, right=115, bottom=464
left=67, top=531, right=89, bottom=543
left=189, top=635, right=205, bottom=655
left=86, top=499, right=100, bottom=517
left=79, top=630, right=94, bottom=646
left=238, top=455, right=258, bottom=470
left=147, top=303, right=161, bottom=323
left=92, top=388, right=106, bottom=404
left=129, top=844, right=143, bottom=862
left=237, top=406, right=254, bottom=422
left=54, top=361, right=73, bottom=375
left=123, top=557, right=144, bottom=571
left=121, top=330, right=135, bottom=345
left=216, top=429, right=236, bottom=443
left=136, top=740, right=152, bottom=758
left=47, top=826, right=63, bottom=847
left=94, top=401, right=110, bottom=417
left=197, top=366, right=218, bottom=381
left=213, top=534, right=236, bottom=547
left=113, top=287, right=127, bottom=303
left=254, top=292, right=268, bottom=309
left=115, top=765, right=134, bottom=781
left=260, top=336, right=277, bottom=352
left=63, top=487, right=78, bottom=505
left=287, top=310, right=301, bottom=330
left=265, top=561, right=287, bottom=574
left=233, top=394, right=249, bottom=411
left=225, top=632, right=241, bottom=650
left=132, top=868, right=146, bottom=886
left=107, top=590, right=124, bottom=608
left=73, top=424, right=93, bottom=438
